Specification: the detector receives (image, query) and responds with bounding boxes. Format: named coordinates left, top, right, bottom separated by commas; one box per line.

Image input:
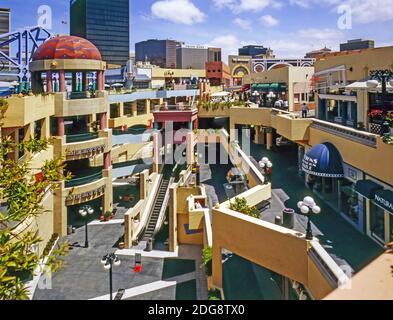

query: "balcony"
left=64, top=174, right=108, bottom=207
left=66, top=132, right=98, bottom=143
left=65, top=171, right=103, bottom=188
left=275, top=114, right=313, bottom=141
left=53, top=130, right=112, bottom=161
left=54, top=90, right=107, bottom=117
left=311, top=119, right=377, bottom=147
left=3, top=94, right=55, bottom=127
left=109, top=113, right=153, bottom=129
left=153, top=105, right=198, bottom=123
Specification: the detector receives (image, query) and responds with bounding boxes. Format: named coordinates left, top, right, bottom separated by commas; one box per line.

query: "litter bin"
left=145, top=238, right=153, bottom=252
left=275, top=216, right=282, bottom=226
left=67, top=225, right=73, bottom=235
left=283, top=208, right=295, bottom=229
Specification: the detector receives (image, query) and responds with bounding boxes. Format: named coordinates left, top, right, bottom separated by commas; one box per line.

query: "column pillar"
left=59, top=70, right=66, bottom=92
left=266, top=130, right=273, bottom=150
left=57, top=117, right=65, bottom=136
left=46, top=71, right=53, bottom=93
left=152, top=132, right=160, bottom=173
left=97, top=70, right=104, bottom=91
left=103, top=168, right=113, bottom=214
left=188, top=121, right=193, bottom=131
left=145, top=99, right=151, bottom=114
left=82, top=72, right=88, bottom=92
left=100, top=112, right=107, bottom=130
left=104, top=151, right=111, bottom=170
left=254, top=126, right=260, bottom=144
left=118, top=102, right=124, bottom=117
left=132, top=101, right=138, bottom=117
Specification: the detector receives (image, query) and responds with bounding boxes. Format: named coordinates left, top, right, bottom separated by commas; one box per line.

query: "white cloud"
left=233, top=18, right=252, bottom=30
left=213, top=0, right=282, bottom=13
left=260, top=15, right=280, bottom=27
left=265, top=27, right=345, bottom=57
left=151, top=0, right=206, bottom=25
left=289, top=0, right=393, bottom=24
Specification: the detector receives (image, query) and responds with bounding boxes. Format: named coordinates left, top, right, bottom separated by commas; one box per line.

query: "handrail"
left=65, top=171, right=103, bottom=188
left=309, top=241, right=350, bottom=289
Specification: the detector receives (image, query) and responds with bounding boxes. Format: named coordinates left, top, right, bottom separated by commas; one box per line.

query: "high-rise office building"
left=176, top=45, right=209, bottom=70
left=0, top=8, right=11, bottom=59
left=70, top=0, right=130, bottom=67
left=238, top=45, right=274, bottom=58
left=135, top=39, right=178, bottom=68
left=340, top=39, right=375, bottom=52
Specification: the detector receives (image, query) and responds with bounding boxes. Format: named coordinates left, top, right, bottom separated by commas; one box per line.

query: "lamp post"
left=101, top=253, right=121, bottom=300
left=78, top=205, right=94, bottom=248
left=297, top=196, right=321, bottom=240
left=259, top=157, right=273, bottom=184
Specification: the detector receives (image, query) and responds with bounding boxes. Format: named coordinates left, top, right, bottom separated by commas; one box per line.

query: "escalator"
left=139, top=164, right=174, bottom=242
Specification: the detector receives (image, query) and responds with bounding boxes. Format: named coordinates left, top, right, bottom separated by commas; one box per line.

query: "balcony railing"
left=65, top=171, right=103, bottom=188
left=153, top=105, right=195, bottom=112
left=311, top=119, right=377, bottom=147
left=66, top=132, right=99, bottom=143
left=66, top=91, right=97, bottom=100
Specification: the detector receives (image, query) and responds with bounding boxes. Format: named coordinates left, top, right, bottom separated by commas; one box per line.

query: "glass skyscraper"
left=70, top=0, right=130, bottom=67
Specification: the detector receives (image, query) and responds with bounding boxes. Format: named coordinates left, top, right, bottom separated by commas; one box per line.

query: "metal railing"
left=65, top=171, right=103, bottom=188
left=66, top=132, right=99, bottom=143
left=311, top=119, right=378, bottom=147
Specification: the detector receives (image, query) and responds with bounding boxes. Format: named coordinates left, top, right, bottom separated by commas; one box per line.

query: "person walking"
left=301, top=103, right=309, bottom=118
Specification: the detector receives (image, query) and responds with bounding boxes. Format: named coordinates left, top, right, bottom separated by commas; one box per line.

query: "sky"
left=2, top=0, right=393, bottom=62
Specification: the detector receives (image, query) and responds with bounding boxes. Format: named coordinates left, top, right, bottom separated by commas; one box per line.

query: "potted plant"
left=368, top=109, right=385, bottom=124
left=102, top=211, right=112, bottom=222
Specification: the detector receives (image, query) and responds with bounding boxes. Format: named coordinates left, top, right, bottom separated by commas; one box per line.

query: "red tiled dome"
left=32, top=36, right=102, bottom=61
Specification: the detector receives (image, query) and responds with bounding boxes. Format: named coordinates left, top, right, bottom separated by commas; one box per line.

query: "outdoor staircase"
left=142, top=178, right=170, bottom=241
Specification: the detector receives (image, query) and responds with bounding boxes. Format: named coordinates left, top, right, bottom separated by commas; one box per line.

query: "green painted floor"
left=176, top=280, right=197, bottom=300
left=162, top=259, right=196, bottom=280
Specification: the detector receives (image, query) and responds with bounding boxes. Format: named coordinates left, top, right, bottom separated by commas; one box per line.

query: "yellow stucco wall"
left=309, top=127, right=393, bottom=185
left=314, top=46, right=393, bottom=82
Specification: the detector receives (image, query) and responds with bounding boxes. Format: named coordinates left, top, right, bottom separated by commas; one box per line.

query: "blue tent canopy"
left=302, top=143, right=344, bottom=178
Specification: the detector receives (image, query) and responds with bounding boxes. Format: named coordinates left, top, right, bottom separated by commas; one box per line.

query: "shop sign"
left=374, top=193, right=393, bottom=213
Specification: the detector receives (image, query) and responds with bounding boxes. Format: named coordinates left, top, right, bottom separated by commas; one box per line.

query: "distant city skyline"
left=1, top=0, right=393, bottom=62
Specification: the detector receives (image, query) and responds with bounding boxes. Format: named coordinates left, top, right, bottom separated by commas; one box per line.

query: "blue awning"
left=302, top=143, right=344, bottom=178
left=373, top=189, right=393, bottom=214
left=355, top=180, right=383, bottom=199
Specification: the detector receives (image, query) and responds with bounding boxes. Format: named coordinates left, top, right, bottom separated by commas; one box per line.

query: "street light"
left=259, top=157, right=273, bottom=184
left=101, top=253, right=121, bottom=300
left=297, top=196, right=321, bottom=240
left=78, top=205, right=94, bottom=248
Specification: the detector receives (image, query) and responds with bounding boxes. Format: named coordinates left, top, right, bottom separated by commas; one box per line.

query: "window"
left=340, top=181, right=360, bottom=224
left=370, top=202, right=385, bottom=243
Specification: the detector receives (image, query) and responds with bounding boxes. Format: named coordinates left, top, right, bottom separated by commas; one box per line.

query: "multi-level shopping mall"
left=1, top=34, right=393, bottom=301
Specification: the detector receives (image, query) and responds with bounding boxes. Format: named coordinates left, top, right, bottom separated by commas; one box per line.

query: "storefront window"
left=340, top=181, right=359, bottom=224
left=370, top=202, right=385, bottom=243
left=390, top=213, right=393, bottom=242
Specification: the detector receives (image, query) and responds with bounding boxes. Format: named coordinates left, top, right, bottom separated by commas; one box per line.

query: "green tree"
left=0, top=112, right=71, bottom=299
left=201, top=246, right=212, bottom=277
left=229, top=197, right=260, bottom=219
